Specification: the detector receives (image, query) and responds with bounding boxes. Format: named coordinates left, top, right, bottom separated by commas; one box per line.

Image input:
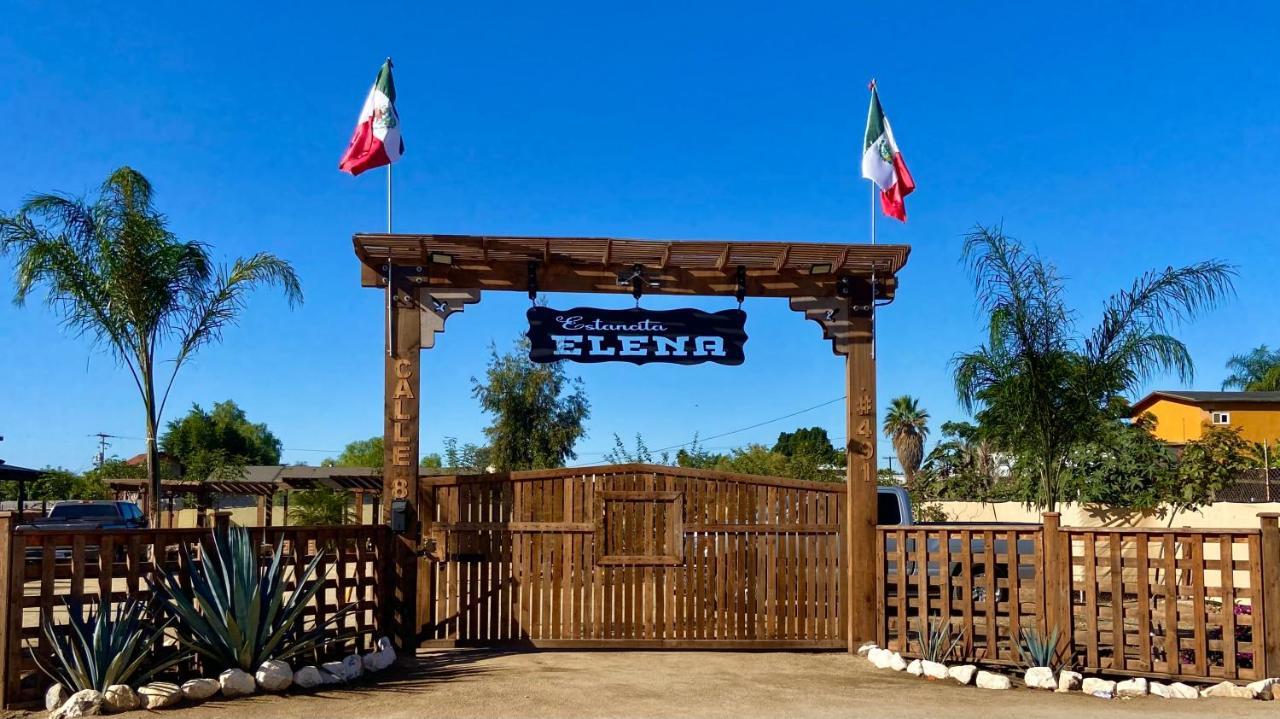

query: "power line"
left=638, top=396, right=847, bottom=455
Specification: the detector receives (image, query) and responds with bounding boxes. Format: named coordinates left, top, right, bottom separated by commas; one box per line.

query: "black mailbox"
left=390, top=498, right=409, bottom=533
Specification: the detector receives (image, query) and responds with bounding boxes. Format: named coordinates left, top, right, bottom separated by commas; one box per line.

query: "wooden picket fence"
left=0, top=512, right=393, bottom=707
left=878, top=512, right=1280, bottom=683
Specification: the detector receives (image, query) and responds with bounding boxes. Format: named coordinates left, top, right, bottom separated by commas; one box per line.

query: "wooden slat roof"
left=354, top=233, right=910, bottom=276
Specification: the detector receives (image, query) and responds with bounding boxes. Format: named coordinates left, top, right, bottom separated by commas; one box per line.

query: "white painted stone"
left=50, top=689, right=102, bottom=719
left=320, top=660, right=348, bottom=684
left=1116, top=677, right=1148, bottom=698
left=948, top=665, right=977, bottom=685
left=1247, top=677, right=1279, bottom=700
left=256, top=659, right=293, bottom=692
left=1200, top=680, right=1256, bottom=699
left=219, top=668, right=256, bottom=698
left=1056, top=670, right=1082, bottom=693
left=976, top=671, right=1011, bottom=690
left=1024, top=666, right=1056, bottom=690
left=856, top=642, right=877, bottom=657
left=342, top=654, right=364, bottom=680
left=293, top=666, right=324, bottom=689
left=46, top=684, right=70, bottom=712
left=921, top=661, right=948, bottom=680
left=137, top=682, right=182, bottom=709
left=181, top=678, right=220, bottom=701
left=906, top=659, right=923, bottom=676
left=887, top=652, right=908, bottom=671
left=102, top=684, right=140, bottom=713
left=1151, top=681, right=1198, bottom=699
left=362, top=637, right=397, bottom=673
left=1081, top=677, right=1116, bottom=698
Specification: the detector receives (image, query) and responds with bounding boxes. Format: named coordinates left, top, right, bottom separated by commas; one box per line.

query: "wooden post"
left=212, top=510, right=231, bottom=533
left=353, top=489, right=365, bottom=525
left=256, top=495, right=267, bottom=527
left=1258, top=513, right=1280, bottom=676
left=1041, top=512, right=1072, bottom=654
left=264, top=492, right=274, bottom=528
left=0, top=512, right=16, bottom=708
left=845, top=284, right=878, bottom=649
left=383, top=265, right=422, bottom=651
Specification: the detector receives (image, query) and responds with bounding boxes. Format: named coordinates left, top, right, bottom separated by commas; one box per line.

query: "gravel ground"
left=29, top=650, right=1280, bottom=719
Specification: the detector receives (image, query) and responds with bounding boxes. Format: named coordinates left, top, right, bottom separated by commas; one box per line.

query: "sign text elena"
left=526, top=306, right=747, bottom=365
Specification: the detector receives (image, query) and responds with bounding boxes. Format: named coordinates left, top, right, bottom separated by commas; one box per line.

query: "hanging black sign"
left=526, top=306, right=747, bottom=366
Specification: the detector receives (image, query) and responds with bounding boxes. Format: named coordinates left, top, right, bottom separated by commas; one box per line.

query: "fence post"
left=1258, top=513, right=1280, bottom=677
left=1041, top=513, right=1070, bottom=653
left=0, top=512, right=15, bottom=709
left=212, top=511, right=232, bottom=533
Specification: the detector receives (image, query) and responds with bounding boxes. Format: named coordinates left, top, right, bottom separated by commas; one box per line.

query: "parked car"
left=19, top=500, right=148, bottom=561
left=877, top=486, right=1038, bottom=602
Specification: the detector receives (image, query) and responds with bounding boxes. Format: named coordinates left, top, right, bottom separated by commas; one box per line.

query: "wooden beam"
left=359, top=261, right=897, bottom=301
left=660, top=243, right=672, bottom=269
left=773, top=245, right=791, bottom=272
left=845, top=285, right=878, bottom=650
left=602, top=239, right=612, bottom=265
left=716, top=244, right=731, bottom=270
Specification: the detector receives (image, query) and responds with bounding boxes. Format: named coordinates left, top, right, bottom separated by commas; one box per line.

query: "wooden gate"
left=419, top=464, right=845, bottom=648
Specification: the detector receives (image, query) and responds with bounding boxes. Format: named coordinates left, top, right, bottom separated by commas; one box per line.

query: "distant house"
left=1129, top=391, right=1280, bottom=445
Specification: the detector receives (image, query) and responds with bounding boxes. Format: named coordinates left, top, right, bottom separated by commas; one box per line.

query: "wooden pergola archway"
left=354, top=233, right=910, bottom=650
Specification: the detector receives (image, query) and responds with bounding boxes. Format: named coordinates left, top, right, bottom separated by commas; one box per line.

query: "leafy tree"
left=1069, top=414, right=1178, bottom=508
left=953, top=225, right=1233, bottom=511
left=714, top=444, right=791, bottom=478
left=674, top=434, right=723, bottom=469
left=1169, top=424, right=1253, bottom=525
left=0, top=168, right=301, bottom=519
left=287, top=488, right=354, bottom=526
left=917, top=421, right=1011, bottom=501
left=472, top=340, right=590, bottom=470
left=161, top=400, right=281, bottom=481
left=0, top=467, right=109, bottom=502
left=882, top=396, right=930, bottom=490
left=442, top=437, right=491, bottom=471
left=773, top=427, right=842, bottom=465
left=603, top=433, right=672, bottom=464
left=323, top=436, right=383, bottom=468
left=1222, top=345, right=1280, bottom=391
left=421, top=453, right=443, bottom=469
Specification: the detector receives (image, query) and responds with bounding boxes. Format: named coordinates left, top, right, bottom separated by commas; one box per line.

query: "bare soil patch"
left=75, top=650, right=1280, bottom=719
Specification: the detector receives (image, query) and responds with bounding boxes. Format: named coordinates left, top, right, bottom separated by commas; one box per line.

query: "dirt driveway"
left=95, top=650, right=1276, bottom=719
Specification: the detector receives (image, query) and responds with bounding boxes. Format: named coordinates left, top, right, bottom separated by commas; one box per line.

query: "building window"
left=1211, top=411, right=1231, bottom=425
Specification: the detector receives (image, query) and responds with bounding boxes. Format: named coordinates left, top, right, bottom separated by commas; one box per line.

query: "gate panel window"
left=595, top=490, right=683, bottom=566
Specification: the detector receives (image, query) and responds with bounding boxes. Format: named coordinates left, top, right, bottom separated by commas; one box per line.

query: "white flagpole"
left=385, top=162, right=394, bottom=356
left=870, top=181, right=877, bottom=246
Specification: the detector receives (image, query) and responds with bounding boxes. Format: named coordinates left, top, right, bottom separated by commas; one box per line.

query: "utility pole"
left=91, top=433, right=113, bottom=468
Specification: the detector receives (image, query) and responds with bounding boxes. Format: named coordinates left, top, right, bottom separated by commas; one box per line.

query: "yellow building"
left=1130, top=391, right=1280, bottom=445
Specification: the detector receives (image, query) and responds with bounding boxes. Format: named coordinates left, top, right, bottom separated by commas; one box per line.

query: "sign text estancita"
left=526, top=306, right=747, bottom=366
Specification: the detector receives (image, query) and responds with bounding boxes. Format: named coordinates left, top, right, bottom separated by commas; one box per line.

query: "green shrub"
left=149, top=525, right=354, bottom=672
left=914, top=617, right=965, bottom=663
left=1015, top=626, right=1069, bottom=671
left=34, top=599, right=186, bottom=692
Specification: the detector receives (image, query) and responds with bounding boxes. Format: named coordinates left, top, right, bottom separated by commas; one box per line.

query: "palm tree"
left=953, top=225, right=1233, bottom=511
left=882, top=396, right=930, bottom=489
left=1222, top=345, right=1280, bottom=391
left=287, top=488, right=356, bottom=526
left=0, top=168, right=301, bottom=520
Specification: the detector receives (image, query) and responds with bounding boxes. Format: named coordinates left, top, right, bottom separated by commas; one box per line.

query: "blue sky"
left=1, top=2, right=1277, bottom=472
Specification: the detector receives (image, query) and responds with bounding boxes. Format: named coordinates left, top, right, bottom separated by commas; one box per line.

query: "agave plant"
left=34, top=598, right=187, bottom=692
left=1015, top=626, right=1068, bottom=671
left=149, top=525, right=354, bottom=673
left=914, top=617, right=965, bottom=663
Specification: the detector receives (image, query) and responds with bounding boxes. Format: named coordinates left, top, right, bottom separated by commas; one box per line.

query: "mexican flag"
left=339, top=59, right=404, bottom=176
left=861, top=83, right=915, bottom=222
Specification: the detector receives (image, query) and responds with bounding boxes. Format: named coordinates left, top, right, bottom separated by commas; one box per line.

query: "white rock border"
left=44, top=635, right=400, bottom=715
left=855, top=643, right=1276, bottom=703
